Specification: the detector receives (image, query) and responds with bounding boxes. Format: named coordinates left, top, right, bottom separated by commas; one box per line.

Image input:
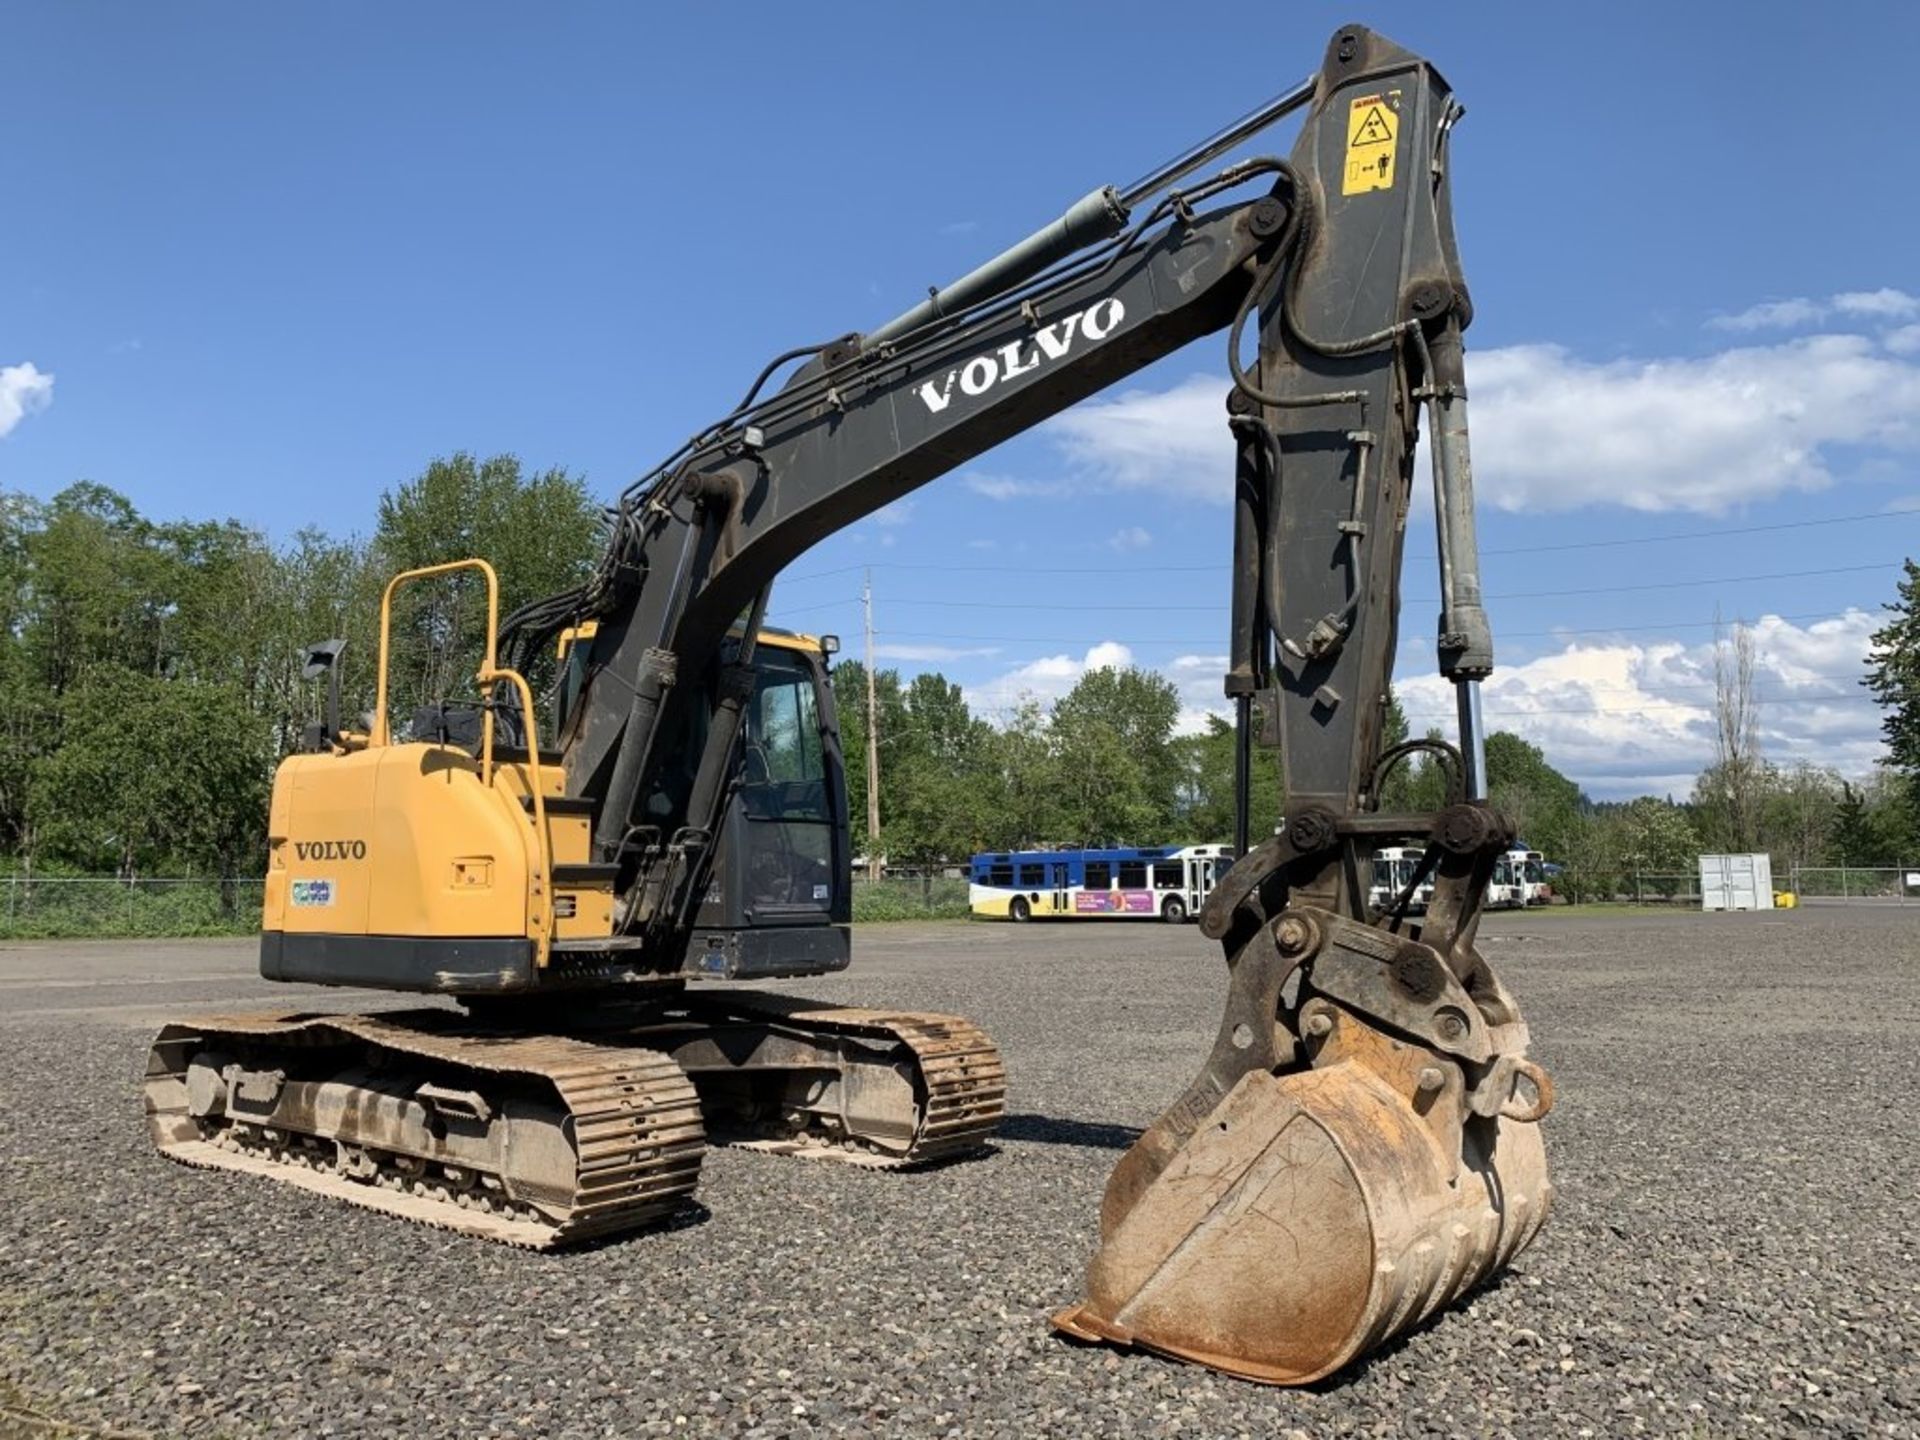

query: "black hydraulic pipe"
left=862, top=74, right=1313, bottom=354
left=1117, top=75, right=1315, bottom=208
left=863, top=187, right=1128, bottom=351
left=592, top=646, right=678, bottom=861
left=592, top=513, right=703, bottom=860
left=681, top=587, right=772, bottom=841
left=1226, top=419, right=1262, bottom=698
left=1233, top=694, right=1253, bottom=858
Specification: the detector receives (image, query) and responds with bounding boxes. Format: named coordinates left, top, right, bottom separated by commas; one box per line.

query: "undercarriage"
left=146, top=994, right=1005, bottom=1248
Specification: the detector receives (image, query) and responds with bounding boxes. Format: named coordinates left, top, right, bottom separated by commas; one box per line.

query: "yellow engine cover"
left=264, top=744, right=537, bottom=942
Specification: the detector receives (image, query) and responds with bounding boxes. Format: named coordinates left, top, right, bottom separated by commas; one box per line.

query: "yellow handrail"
left=374, top=558, right=555, bottom=967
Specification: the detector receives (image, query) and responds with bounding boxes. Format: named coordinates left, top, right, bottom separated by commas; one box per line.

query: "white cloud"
left=1466, top=334, right=1920, bottom=512
left=1042, top=330, right=1920, bottom=514
left=1834, top=288, right=1920, bottom=319
left=874, top=642, right=1001, bottom=662
left=1708, top=287, right=1919, bottom=331
left=967, top=640, right=1136, bottom=713
left=1886, top=323, right=1920, bottom=355
left=0, top=363, right=54, bottom=438
left=960, top=470, right=1068, bottom=502
left=1707, top=297, right=1829, bottom=331
left=1394, top=610, right=1881, bottom=799
left=1108, top=525, right=1152, bottom=552
left=873, top=498, right=916, bottom=527
left=1165, top=653, right=1230, bottom=735
left=1045, top=375, right=1225, bottom=497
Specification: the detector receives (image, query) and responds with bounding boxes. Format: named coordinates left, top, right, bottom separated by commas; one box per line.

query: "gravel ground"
left=1, top=908, right=1917, bottom=1438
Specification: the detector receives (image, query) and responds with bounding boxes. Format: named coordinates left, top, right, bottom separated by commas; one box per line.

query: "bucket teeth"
left=1054, top=1054, right=1552, bottom=1385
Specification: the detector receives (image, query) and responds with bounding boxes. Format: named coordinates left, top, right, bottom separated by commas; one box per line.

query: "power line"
left=1481, top=508, right=1917, bottom=556
left=780, top=509, right=1917, bottom=584
left=1461, top=563, right=1897, bottom=602
left=772, top=561, right=1901, bottom=617
left=1396, top=692, right=1877, bottom=720
left=858, top=608, right=1874, bottom=648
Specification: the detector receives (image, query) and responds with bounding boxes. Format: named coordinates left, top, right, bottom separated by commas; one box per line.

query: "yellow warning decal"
left=1343, top=92, right=1398, bottom=195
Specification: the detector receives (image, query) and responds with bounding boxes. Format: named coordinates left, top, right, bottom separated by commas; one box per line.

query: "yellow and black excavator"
left=146, top=25, right=1552, bottom=1386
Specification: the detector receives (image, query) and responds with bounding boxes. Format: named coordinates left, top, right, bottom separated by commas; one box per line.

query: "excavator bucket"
left=1054, top=942, right=1553, bottom=1385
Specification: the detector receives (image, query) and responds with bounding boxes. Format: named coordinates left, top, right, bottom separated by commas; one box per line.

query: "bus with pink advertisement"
left=968, top=845, right=1232, bottom=923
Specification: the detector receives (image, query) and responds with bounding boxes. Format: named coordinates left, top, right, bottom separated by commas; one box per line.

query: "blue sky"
left=5, top=3, right=1917, bottom=798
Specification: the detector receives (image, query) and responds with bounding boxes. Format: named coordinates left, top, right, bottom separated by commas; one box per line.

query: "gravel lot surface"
left=2, top=907, right=1917, bottom=1438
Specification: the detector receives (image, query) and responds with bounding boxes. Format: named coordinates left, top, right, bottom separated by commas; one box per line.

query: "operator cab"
left=554, top=622, right=853, bottom=982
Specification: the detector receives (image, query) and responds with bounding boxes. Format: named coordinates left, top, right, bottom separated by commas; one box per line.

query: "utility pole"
left=863, top=570, right=882, bottom=881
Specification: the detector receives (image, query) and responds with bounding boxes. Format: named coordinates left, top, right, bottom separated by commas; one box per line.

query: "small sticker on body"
left=290, top=879, right=335, bottom=908
left=1343, top=92, right=1399, bottom=195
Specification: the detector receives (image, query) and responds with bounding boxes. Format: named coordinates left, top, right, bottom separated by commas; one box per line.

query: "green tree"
left=1756, top=762, right=1841, bottom=871
left=828, top=659, right=908, bottom=860
left=987, top=699, right=1059, bottom=850
left=1048, top=666, right=1181, bottom=845
left=21, top=484, right=176, bottom=692
left=1867, top=558, right=1920, bottom=835
left=1557, top=810, right=1621, bottom=903
left=374, top=454, right=601, bottom=719
left=885, top=673, right=1000, bottom=865
left=27, top=671, right=273, bottom=876
left=1485, top=731, right=1584, bottom=860
left=1610, top=796, right=1698, bottom=895
left=1831, top=782, right=1875, bottom=867
left=1170, top=714, right=1281, bottom=845
left=1861, top=772, right=1920, bottom=866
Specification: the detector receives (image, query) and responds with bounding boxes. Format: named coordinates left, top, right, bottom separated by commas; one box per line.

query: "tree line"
left=3, top=454, right=1917, bottom=891
left=836, top=655, right=1920, bottom=886
left=0, top=456, right=599, bottom=876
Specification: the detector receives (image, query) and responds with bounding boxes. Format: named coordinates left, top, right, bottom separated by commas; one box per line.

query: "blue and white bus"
left=968, top=845, right=1232, bottom=923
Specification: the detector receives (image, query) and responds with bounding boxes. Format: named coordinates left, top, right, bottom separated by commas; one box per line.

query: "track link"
left=146, top=1010, right=706, bottom=1249
left=689, top=995, right=1007, bottom=1166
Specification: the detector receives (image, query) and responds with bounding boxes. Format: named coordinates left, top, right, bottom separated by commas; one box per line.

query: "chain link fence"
left=0, top=874, right=971, bottom=937
left=850, top=875, right=971, bottom=921
left=0, top=877, right=266, bottom=939
left=1787, top=866, right=1920, bottom=903
left=7, top=866, right=1908, bottom=935
left=1548, top=869, right=1702, bottom=906
left=1550, top=864, right=1920, bottom=907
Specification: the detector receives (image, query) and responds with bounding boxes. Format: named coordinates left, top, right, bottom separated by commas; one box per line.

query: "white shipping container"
left=1699, top=853, right=1774, bottom=912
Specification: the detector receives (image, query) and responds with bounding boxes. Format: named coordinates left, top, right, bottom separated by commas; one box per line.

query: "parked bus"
left=1488, top=852, right=1526, bottom=909
left=969, top=845, right=1232, bottom=923
left=1367, top=845, right=1434, bottom=916
left=1485, top=847, right=1554, bottom=908
left=1505, top=847, right=1552, bottom=906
